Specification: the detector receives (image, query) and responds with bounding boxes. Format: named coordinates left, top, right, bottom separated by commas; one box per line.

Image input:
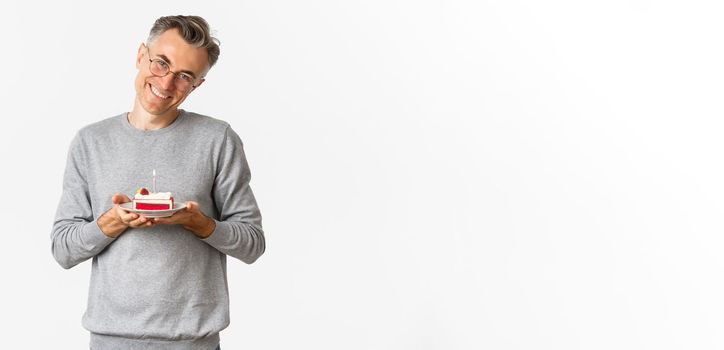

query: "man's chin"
left=140, top=101, right=176, bottom=117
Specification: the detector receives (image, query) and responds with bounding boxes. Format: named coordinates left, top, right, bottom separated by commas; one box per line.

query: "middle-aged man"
left=51, top=15, right=265, bottom=350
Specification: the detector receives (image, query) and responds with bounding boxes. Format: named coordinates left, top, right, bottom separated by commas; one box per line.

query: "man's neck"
left=127, top=108, right=180, bottom=131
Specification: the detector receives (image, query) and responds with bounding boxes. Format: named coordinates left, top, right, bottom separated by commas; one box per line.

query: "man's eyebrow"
left=156, top=53, right=199, bottom=79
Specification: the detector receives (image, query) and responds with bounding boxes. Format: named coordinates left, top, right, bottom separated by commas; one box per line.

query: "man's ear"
left=135, top=43, right=147, bottom=68
left=192, top=78, right=206, bottom=91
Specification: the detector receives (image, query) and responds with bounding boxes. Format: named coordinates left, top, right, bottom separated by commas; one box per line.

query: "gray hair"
left=147, top=15, right=221, bottom=69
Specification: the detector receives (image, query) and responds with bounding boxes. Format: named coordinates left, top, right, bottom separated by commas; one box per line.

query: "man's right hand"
left=97, top=193, right=153, bottom=238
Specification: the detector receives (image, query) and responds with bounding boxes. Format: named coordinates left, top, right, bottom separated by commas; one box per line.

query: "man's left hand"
left=153, top=201, right=216, bottom=238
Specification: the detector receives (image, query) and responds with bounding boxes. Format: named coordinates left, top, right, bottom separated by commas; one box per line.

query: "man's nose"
left=159, top=73, right=176, bottom=91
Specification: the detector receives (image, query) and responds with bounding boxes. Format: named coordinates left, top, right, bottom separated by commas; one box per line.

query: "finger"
left=115, top=207, right=131, bottom=223
left=128, top=215, right=150, bottom=227
left=112, top=193, right=131, bottom=204
left=120, top=212, right=139, bottom=224
left=153, top=217, right=167, bottom=225
left=153, top=216, right=177, bottom=225
left=185, top=201, right=198, bottom=212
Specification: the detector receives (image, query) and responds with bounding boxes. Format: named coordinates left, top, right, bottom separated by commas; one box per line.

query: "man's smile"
left=149, top=84, right=171, bottom=99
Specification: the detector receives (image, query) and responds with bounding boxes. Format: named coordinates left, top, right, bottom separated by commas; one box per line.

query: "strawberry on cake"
left=132, top=187, right=174, bottom=210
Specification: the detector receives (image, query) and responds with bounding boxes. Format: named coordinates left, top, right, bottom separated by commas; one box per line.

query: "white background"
left=1, top=0, right=723, bottom=349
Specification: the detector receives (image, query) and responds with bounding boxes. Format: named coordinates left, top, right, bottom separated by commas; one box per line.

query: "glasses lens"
left=150, top=60, right=168, bottom=76
left=175, top=79, right=193, bottom=91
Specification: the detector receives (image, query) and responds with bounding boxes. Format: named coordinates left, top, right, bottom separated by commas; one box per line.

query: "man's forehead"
left=148, top=29, right=209, bottom=74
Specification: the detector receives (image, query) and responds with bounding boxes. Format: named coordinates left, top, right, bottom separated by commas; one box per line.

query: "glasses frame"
left=145, top=48, right=199, bottom=91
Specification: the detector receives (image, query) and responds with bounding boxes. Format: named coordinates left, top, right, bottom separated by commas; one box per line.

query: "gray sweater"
left=51, top=111, right=265, bottom=350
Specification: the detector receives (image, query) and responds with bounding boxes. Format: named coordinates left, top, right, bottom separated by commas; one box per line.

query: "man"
left=51, top=15, right=265, bottom=350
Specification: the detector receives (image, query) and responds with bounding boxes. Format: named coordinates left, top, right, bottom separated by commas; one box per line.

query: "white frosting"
left=134, top=192, right=172, bottom=200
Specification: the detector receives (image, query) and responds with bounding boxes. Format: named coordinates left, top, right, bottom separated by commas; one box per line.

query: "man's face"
left=134, top=28, right=209, bottom=117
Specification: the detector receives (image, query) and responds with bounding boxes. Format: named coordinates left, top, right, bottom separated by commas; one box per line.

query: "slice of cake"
left=132, top=187, right=174, bottom=210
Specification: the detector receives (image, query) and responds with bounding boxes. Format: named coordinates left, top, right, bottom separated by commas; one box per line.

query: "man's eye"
left=179, top=74, right=193, bottom=83
left=155, top=60, right=169, bottom=69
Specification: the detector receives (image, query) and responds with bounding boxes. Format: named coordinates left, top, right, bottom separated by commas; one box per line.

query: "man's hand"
left=153, top=201, right=216, bottom=238
left=97, top=193, right=154, bottom=238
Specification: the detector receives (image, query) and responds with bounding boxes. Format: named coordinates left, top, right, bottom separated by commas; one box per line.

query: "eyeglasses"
left=146, top=48, right=199, bottom=91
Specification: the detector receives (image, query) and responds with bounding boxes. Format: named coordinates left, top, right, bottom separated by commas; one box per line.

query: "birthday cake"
left=132, top=187, right=174, bottom=210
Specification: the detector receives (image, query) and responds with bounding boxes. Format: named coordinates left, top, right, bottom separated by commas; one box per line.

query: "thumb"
left=112, top=193, right=131, bottom=204
left=185, top=201, right=199, bottom=212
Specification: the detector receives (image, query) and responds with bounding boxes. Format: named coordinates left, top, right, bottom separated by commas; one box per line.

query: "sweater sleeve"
left=202, top=126, right=265, bottom=264
left=51, top=133, right=115, bottom=269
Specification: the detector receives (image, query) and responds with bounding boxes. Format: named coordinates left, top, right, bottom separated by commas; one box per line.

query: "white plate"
left=119, top=202, right=187, bottom=218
